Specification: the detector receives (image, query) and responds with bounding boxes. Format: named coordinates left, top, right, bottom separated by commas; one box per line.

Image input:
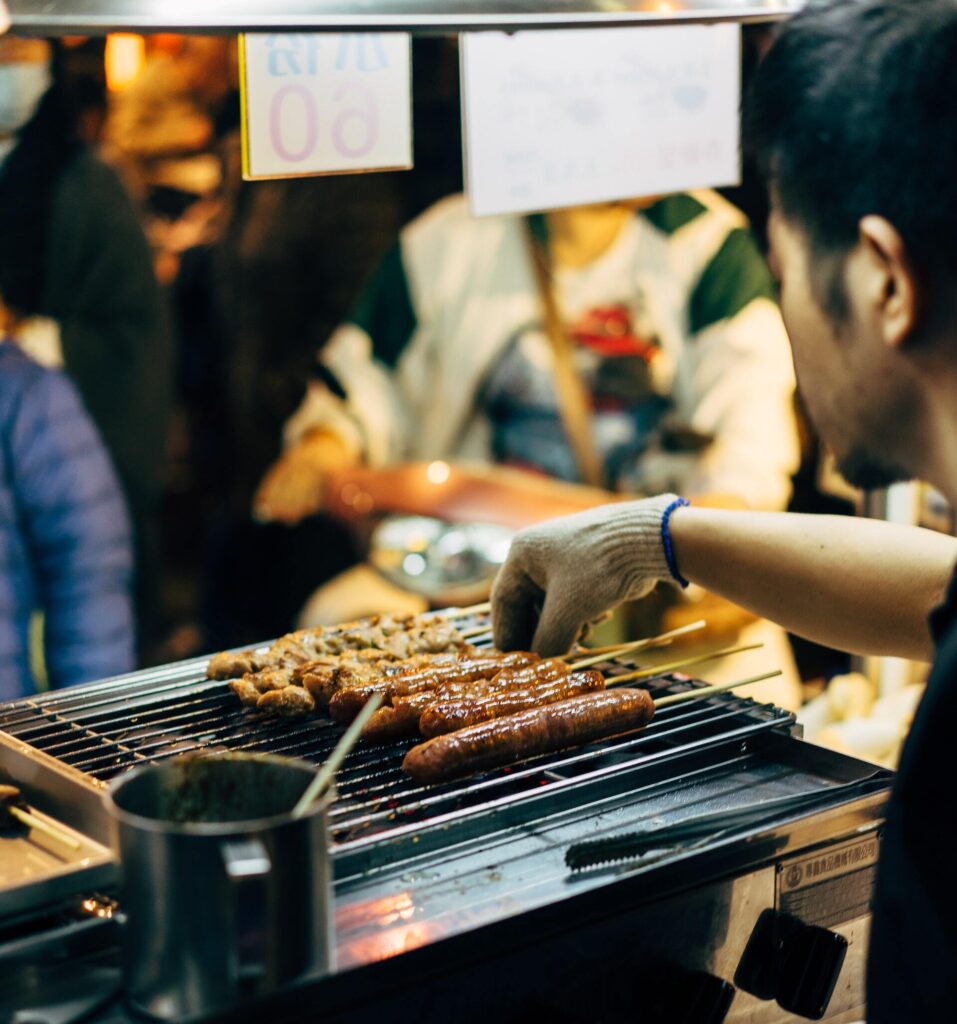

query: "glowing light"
left=402, top=553, right=427, bottom=577
left=105, top=35, right=146, bottom=92
left=426, top=460, right=450, bottom=485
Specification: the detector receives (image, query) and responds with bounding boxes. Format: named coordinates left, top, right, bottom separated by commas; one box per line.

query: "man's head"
left=747, top=0, right=957, bottom=490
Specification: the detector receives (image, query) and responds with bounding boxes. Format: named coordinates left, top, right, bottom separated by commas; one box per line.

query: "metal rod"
left=292, top=692, right=384, bottom=817
left=607, top=643, right=764, bottom=685
left=653, top=670, right=782, bottom=708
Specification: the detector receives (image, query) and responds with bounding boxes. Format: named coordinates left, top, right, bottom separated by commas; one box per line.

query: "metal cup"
left=104, top=753, right=335, bottom=1020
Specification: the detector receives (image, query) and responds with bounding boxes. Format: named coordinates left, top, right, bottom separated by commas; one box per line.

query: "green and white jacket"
left=285, top=190, right=799, bottom=510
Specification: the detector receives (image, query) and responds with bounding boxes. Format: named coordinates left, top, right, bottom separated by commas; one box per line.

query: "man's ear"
left=858, top=215, right=921, bottom=349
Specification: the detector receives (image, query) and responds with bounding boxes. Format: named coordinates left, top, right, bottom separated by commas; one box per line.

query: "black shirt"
left=868, top=568, right=957, bottom=1021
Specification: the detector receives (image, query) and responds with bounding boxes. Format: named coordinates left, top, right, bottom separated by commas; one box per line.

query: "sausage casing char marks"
left=330, top=651, right=540, bottom=723
left=402, top=689, right=655, bottom=784
left=418, top=670, right=606, bottom=738
left=364, top=665, right=597, bottom=743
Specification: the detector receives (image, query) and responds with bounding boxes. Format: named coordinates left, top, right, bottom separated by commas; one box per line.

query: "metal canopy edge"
left=8, top=0, right=799, bottom=35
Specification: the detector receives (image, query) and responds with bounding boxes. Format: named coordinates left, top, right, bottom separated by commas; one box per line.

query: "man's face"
left=767, top=207, right=922, bottom=490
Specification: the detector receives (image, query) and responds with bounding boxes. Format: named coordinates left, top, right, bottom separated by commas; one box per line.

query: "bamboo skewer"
left=460, top=624, right=494, bottom=640
left=607, top=643, right=764, bottom=685
left=444, top=601, right=491, bottom=620
left=292, top=692, right=385, bottom=817
left=6, top=805, right=81, bottom=850
left=652, top=670, right=782, bottom=709
left=0, top=784, right=82, bottom=852
left=568, top=620, right=706, bottom=670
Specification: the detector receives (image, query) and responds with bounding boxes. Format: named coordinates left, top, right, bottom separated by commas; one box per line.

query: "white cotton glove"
left=491, top=494, right=687, bottom=656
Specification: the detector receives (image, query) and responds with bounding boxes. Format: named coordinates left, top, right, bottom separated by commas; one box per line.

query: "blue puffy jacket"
left=0, top=342, right=134, bottom=700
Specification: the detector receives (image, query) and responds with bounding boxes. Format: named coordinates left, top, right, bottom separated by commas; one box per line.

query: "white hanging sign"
left=240, top=32, right=413, bottom=180
left=461, top=26, right=741, bottom=217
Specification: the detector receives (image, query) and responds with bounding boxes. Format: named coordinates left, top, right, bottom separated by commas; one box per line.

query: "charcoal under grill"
left=0, top=614, right=893, bottom=1023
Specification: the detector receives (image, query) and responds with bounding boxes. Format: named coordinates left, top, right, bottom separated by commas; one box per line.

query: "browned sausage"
left=419, top=671, right=606, bottom=737
left=402, top=689, right=655, bottom=784
left=484, top=658, right=569, bottom=688
left=330, top=651, right=540, bottom=723
left=361, top=702, right=424, bottom=743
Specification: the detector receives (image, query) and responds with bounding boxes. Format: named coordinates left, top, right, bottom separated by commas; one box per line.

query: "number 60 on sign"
left=240, top=32, right=413, bottom=180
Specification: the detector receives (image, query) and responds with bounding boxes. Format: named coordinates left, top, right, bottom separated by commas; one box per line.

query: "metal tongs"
left=565, top=772, right=890, bottom=871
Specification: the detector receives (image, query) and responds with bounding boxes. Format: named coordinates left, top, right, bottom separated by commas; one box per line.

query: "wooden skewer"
left=607, top=643, right=764, bottom=685
left=568, top=620, right=706, bottom=671
left=569, top=639, right=671, bottom=658
left=5, top=804, right=81, bottom=851
left=292, top=692, right=385, bottom=817
left=653, top=670, right=782, bottom=709
left=444, top=601, right=491, bottom=620
left=462, top=622, right=493, bottom=638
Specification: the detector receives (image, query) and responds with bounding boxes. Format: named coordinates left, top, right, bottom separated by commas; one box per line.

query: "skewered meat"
left=256, top=686, right=316, bottom=716
left=209, top=614, right=468, bottom=680
left=229, top=678, right=262, bottom=707
left=361, top=702, right=424, bottom=743
left=485, top=658, right=569, bottom=688
left=361, top=665, right=585, bottom=743
left=208, top=650, right=261, bottom=679
left=329, top=652, right=540, bottom=723
left=419, top=671, right=606, bottom=737
left=402, top=689, right=655, bottom=784
left=250, top=667, right=295, bottom=693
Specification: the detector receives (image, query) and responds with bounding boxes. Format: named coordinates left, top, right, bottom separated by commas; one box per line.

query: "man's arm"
left=491, top=497, right=957, bottom=659
left=670, top=506, right=956, bottom=661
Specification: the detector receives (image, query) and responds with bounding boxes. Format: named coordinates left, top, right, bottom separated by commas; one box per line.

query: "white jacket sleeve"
left=675, top=296, right=800, bottom=510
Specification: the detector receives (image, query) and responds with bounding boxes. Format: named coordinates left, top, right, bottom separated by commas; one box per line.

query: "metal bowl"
left=369, top=515, right=513, bottom=605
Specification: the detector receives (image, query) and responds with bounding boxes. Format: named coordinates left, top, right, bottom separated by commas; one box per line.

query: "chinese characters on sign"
left=461, top=26, right=741, bottom=217
left=240, top=32, right=413, bottom=180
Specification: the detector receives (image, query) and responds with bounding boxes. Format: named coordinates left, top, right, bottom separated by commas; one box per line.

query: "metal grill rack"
left=0, top=617, right=795, bottom=859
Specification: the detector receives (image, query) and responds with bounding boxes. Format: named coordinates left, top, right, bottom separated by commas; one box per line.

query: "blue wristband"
left=661, top=497, right=690, bottom=588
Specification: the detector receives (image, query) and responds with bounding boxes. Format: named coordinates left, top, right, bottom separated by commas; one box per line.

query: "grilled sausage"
left=330, top=652, right=540, bottom=723
left=361, top=702, right=424, bottom=743
left=419, top=671, right=606, bottom=738
left=485, top=658, right=569, bottom=688
left=256, top=685, right=316, bottom=716
left=402, top=689, right=655, bottom=784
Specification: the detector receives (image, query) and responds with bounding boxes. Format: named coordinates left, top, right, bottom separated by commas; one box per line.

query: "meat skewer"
left=328, top=650, right=541, bottom=723
left=402, top=670, right=781, bottom=785
left=358, top=623, right=710, bottom=740
left=418, top=670, right=607, bottom=738
left=208, top=612, right=468, bottom=679
left=416, top=643, right=763, bottom=738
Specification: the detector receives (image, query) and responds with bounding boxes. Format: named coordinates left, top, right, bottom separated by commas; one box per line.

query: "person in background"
left=0, top=306, right=134, bottom=700
left=491, top=1, right=957, bottom=1017
left=0, top=35, right=171, bottom=659
left=253, top=189, right=801, bottom=703
left=257, top=191, right=798, bottom=517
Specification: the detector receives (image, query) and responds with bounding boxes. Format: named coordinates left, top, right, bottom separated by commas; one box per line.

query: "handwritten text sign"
left=240, top=33, right=413, bottom=180
left=461, top=26, right=740, bottom=217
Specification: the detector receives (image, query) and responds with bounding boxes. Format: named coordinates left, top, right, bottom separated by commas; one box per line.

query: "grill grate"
left=0, top=618, right=794, bottom=849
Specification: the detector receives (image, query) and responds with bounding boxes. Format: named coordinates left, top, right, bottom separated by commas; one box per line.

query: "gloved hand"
left=491, top=494, right=686, bottom=655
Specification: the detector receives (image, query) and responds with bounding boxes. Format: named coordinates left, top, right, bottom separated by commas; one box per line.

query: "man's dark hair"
left=745, top=0, right=957, bottom=318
